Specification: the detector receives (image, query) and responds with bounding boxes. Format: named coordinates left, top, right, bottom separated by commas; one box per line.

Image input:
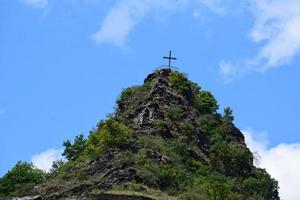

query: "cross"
left=163, top=50, right=177, bottom=68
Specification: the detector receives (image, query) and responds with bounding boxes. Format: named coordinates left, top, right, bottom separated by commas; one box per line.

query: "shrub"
left=180, top=122, right=195, bottom=136
left=210, top=142, right=252, bottom=177
left=206, top=174, right=243, bottom=200
left=166, top=106, right=184, bottom=121
left=48, top=159, right=65, bottom=178
left=157, top=165, right=189, bottom=191
left=63, top=134, right=86, bottom=161
left=223, top=107, right=234, bottom=123
left=0, top=161, right=46, bottom=197
left=87, top=119, right=132, bottom=155
left=154, top=120, right=168, bottom=135
left=118, top=87, right=134, bottom=103
left=180, top=185, right=208, bottom=200
left=194, top=91, right=219, bottom=114
left=169, top=72, right=193, bottom=99
left=243, top=168, right=279, bottom=200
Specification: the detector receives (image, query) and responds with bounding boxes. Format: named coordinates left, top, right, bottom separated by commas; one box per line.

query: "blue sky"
left=1, top=0, right=300, bottom=199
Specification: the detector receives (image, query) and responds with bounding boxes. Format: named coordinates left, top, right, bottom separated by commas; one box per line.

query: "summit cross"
left=163, top=50, right=177, bottom=68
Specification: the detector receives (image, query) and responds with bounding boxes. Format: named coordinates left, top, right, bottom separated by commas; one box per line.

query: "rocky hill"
left=1, top=69, right=279, bottom=200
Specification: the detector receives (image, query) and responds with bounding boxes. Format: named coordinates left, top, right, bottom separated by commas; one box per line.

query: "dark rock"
left=96, top=194, right=153, bottom=200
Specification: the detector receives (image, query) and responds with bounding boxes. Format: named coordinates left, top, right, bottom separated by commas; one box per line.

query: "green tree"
left=194, top=91, right=219, bottom=114
left=63, top=134, right=86, bottom=161
left=169, top=71, right=194, bottom=99
left=87, top=119, right=132, bottom=155
left=48, top=159, right=65, bottom=178
left=210, top=142, right=252, bottom=177
left=223, top=107, right=234, bottom=123
left=243, top=169, right=279, bottom=200
left=0, top=161, right=45, bottom=197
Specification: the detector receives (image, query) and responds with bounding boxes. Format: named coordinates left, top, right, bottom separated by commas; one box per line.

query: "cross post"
left=163, top=50, right=177, bottom=68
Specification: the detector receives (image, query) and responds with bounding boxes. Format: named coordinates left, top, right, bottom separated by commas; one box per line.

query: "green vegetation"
left=0, top=69, right=279, bottom=199
left=0, top=161, right=46, bottom=197
left=194, top=91, right=219, bottom=114
left=63, top=134, right=87, bottom=161
left=210, top=142, right=253, bottom=177
left=223, top=107, right=234, bottom=123
left=167, top=106, right=184, bottom=121
left=86, top=118, right=132, bottom=156
left=169, top=71, right=200, bottom=100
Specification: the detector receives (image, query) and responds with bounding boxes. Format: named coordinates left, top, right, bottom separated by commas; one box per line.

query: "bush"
left=0, top=161, right=46, bottom=197
left=63, top=134, right=86, bottom=161
left=206, top=174, right=242, bottom=200
left=180, top=185, right=208, bottom=200
left=210, top=142, right=252, bottom=177
left=166, top=106, right=184, bottom=121
left=48, top=159, right=65, bottom=178
left=169, top=72, right=194, bottom=99
left=243, top=168, right=279, bottom=200
left=118, top=87, right=134, bottom=103
left=223, top=107, right=234, bottom=123
left=194, top=91, right=219, bottom=114
left=154, top=120, right=168, bottom=135
left=87, top=119, right=132, bottom=155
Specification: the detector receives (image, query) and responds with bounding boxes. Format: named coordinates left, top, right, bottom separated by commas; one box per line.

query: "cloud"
left=31, top=148, right=64, bottom=172
left=91, top=0, right=188, bottom=47
left=20, top=0, right=48, bottom=9
left=243, top=129, right=300, bottom=200
left=91, top=0, right=239, bottom=47
left=220, top=0, right=300, bottom=78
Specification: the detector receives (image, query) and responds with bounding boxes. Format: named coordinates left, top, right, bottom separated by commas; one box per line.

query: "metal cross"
left=163, top=50, right=177, bottom=68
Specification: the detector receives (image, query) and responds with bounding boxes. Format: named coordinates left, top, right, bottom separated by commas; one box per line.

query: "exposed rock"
left=10, top=196, right=41, bottom=200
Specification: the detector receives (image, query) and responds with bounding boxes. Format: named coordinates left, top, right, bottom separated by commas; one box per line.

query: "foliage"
left=180, top=122, right=195, bottom=136
left=223, top=107, right=234, bottom=123
left=194, top=91, right=219, bottom=114
left=117, top=87, right=134, bottom=106
left=0, top=161, right=45, bottom=197
left=205, top=174, right=243, bottom=200
left=169, top=72, right=194, bottom=99
left=210, top=142, right=253, bottom=177
left=87, top=119, right=132, bottom=155
left=243, top=168, right=279, bottom=200
left=180, top=185, right=208, bottom=200
left=48, top=159, right=65, bottom=178
left=166, top=106, right=184, bottom=121
left=154, top=120, right=168, bottom=135
left=63, top=134, right=86, bottom=161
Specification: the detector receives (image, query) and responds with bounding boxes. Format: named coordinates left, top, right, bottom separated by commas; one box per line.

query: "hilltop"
left=0, top=69, right=279, bottom=200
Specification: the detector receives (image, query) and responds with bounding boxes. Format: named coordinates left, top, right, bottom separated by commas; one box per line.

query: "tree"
left=0, top=161, right=45, bottom=197
left=48, top=159, right=65, bottom=177
left=194, top=91, right=219, bottom=114
left=63, top=134, right=86, bottom=161
left=223, top=107, right=234, bottom=123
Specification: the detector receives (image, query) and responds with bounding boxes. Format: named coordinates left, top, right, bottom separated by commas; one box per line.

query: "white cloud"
left=91, top=0, right=239, bottom=47
left=31, top=148, right=64, bottom=172
left=91, top=0, right=188, bottom=47
left=20, top=0, right=48, bottom=9
left=251, top=0, right=300, bottom=69
left=220, top=0, right=300, bottom=78
left=243, top=129, right=300, bottom=200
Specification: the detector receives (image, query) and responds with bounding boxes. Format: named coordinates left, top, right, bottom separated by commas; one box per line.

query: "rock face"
left=30, top=69, right=279, bottom=199
left=4, top=196, right=42, bottom=200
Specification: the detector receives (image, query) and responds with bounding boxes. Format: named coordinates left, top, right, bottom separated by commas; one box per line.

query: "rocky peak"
left=15, top=68, right=279, bottom=200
